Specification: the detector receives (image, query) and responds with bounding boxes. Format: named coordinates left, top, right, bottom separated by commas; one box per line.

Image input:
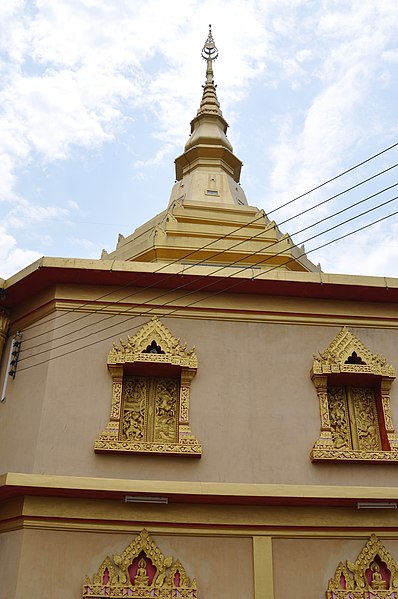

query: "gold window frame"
left=95, top=317, right=202, bottom=456
left=311, top=327, right=398, bottom=462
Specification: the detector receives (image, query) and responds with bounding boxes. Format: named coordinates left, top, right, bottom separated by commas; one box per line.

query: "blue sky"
left=1, top=0, right=398, bottom=279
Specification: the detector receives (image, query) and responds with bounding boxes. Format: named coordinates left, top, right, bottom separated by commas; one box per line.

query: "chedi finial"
left=201, top=24, right=218, bottom=62
left=201, top=25, right=218, bottom=85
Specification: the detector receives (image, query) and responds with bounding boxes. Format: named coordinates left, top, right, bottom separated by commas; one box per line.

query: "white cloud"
left=68, top=200, right=80, bottom=211
left=316, top=218, right=398, bottom=277
left=5, top=199, right=69, bottom=229
left=266, top=2, right=398, bottom=224
left=0, top=0, right=275, bottom=216
left=383, top=50, right=398, bottom=64
left=0, top=225, right=42, bottom=278
left=0, top=1, right=30, bottom=63
left=133, top=144, right=175, bottom=171
left=67, top=236, right=98, bottom=255
left=1, top=0, right=398, bottom=278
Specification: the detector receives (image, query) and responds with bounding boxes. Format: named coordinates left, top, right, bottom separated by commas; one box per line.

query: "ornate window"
left=327, top=534, right=398, bottom=596
left=83, top=529, right=197, bottom=598
left=95, top=317, right=202, bottom=456
left=311, top=327, right=398, bottom=462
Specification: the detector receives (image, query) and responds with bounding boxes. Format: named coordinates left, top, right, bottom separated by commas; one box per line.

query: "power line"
left=17, top=206, right=398, bottom=373
left=20, top=178, right=398, bottom=353
left=18, top=192, right=398, bottom=364
left=268, top=141, right=398, bottom=215
left=20, top=187, right=398, bottom=354
left=290, top=182, right=398, bottom=238
left=20, top=165, right=398, bottom=348
left=279, top=162, right=398, bottom=227
left=19, top=141, right=398, bottom=341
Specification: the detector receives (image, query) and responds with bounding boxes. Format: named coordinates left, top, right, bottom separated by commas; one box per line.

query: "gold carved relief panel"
left=95, top=317, right=202, bottom=456
left=311, top=328, right=398, bottom=463
left=327, top=534, right=398, bottom=598
left=122, top=376, right=179, bottom=444
left=328, top=386, right=382, bottom=452
left=83, top=529, right=198, bottom=598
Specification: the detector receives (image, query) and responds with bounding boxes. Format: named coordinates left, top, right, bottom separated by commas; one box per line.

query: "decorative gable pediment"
left=327, top=534, right=398, bottom=596
left=83, top=529, right=197, bottom=598
left=312, top=327, right=395, bottom=378
left=108, top=316, right=198, bottom=369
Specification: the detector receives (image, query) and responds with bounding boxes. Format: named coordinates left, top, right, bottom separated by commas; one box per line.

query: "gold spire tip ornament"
left=201, top=24, right=218, bottom=62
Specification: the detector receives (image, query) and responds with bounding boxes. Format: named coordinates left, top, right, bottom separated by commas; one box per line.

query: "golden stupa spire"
left=104, top=25, right=318, bottom=272
left=175, top=26, right=242, bottom=185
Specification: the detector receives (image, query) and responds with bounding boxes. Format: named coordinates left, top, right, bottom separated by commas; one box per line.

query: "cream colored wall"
left=3, top=300, right=398, bottom=487
left=0, top=328, right=52, bottom=474
left=9, top=528, right=252, bottom=599
left=0, top=530, right=24, bottom=598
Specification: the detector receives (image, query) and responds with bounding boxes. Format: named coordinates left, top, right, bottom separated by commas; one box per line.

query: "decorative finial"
left=201, top=25, right=218, bottom=62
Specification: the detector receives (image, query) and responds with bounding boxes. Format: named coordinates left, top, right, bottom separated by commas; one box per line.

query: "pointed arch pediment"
left=83, top=529, right=197, bottom=598
left=89, top=556, right=118, bottom=587
left=166, top=559, right=197, bottom=588
left=327, top=534, right=398, bottom=596
left=108, top=317, right=198, bottom=369
left=114, top=528, right=168, bottom=576
left=312, top=327, right=395, bottom=378
left=327, top=561, right=355, bottom=592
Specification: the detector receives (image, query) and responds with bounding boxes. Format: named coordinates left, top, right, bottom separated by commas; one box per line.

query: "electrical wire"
left=16, top=206, right=398, bottom=373
left=18, top=192, right=398, bottom=365
left=20, top=165, right=398, bottom=348
left=20, top=179, right=398, bottom=353
left=267, top=140, right=398, bottom=215
left=278, top=162, right=398, bottom=227
left=18, top=143, right=398, bottom=341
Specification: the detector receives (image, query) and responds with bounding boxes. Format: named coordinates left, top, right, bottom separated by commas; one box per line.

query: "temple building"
left=2, top=27, right=398, bottom=599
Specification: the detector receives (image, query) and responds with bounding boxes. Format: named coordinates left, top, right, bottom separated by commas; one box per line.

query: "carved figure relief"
left=121, top=376, right=179, bottom=444
left=327, top=534, right=398, bottom=598
left=122, top=377, right=147, bottom=441
left=328, top=386, right=351, bottom=450
left=353, top=387, right=382, bottom=451
left=153, top=378, right=178, bottom=443
left=95, top=317, right=202, bottom=456
left=83, top=529, right=198, bottom=598
left=328, top=386, right=382, bottom=452
left=311, top=328, right=398, bottom=462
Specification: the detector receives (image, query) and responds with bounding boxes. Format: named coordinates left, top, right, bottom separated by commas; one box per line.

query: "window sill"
left=94, top=437, right=202, bottom=457
left=311, top=448, right=398, bottom=463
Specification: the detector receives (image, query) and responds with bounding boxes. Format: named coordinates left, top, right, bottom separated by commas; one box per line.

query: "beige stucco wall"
left=6, top=528, right=252, bottom=599
left=0, top=530, right=24, bottom=598
left=2, top=289, right=398, bottom=487
left=0, top=316, right=55, bottom=474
